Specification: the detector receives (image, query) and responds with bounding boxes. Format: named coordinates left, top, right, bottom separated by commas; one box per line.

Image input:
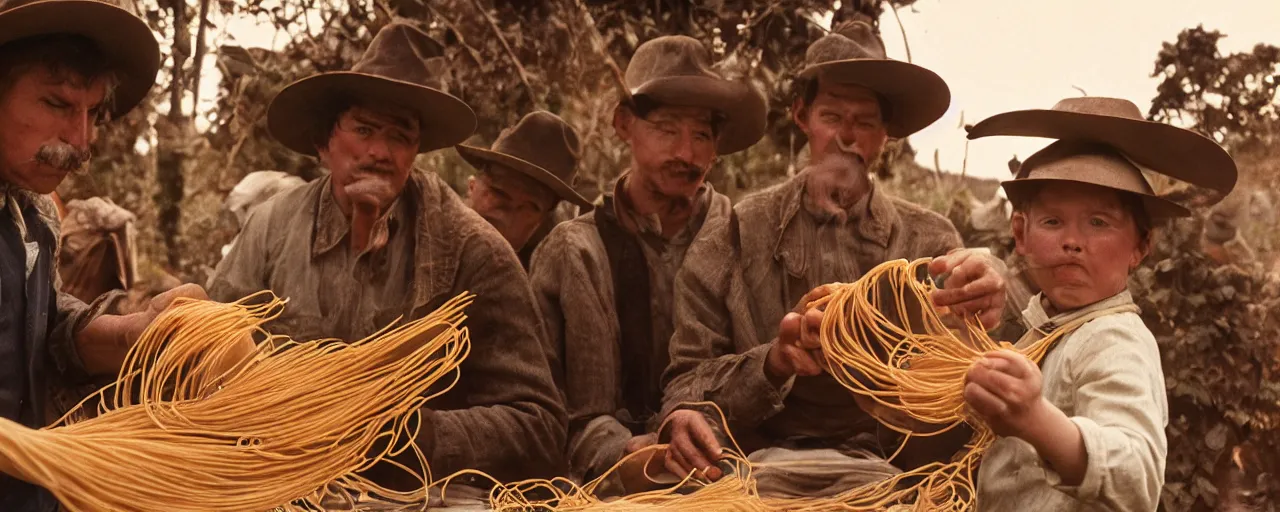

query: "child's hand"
left=963, top=349, right=1048, bottom=438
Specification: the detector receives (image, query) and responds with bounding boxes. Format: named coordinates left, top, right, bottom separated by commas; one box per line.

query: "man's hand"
left=661, top=410, right=724, bottom=481
left=764, top=285, right=833, bottom=381
left=929, top=249, right=1007, bottom=330
left=78, top=284, right=211, bottom=376
left=346, top=179, right=397, bottom=253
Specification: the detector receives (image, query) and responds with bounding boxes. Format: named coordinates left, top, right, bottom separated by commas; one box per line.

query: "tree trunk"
left=156, top=1, right=191, bottom=269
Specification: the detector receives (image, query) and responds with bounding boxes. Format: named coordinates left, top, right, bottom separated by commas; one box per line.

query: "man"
left=207, top=22, right=566, bottom=497
left=459, top=110, right=591, bottom=268
left=0, top=1, right=216, bottom=510
left=658, top=21, right=1010, bottom=496
left=527, top=35, right=768, bottom=492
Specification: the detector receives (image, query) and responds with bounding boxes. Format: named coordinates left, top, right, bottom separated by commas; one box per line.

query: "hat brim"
left=799, top=59, right=951, bottom=138
left=631, top=75, right=767, bottom=155
left=267, top=72, right=477, bottom=157
left=0, top=0, right=160, bottom=118
left=968, top=109, right=1237, bottom=197
left=456, top=145, right=591, bottom=208
left=1002, top=178, right=1191, bottom=220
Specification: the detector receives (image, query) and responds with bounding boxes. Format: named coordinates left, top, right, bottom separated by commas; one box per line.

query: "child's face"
left=1013, top=182, right=1148, bottom=311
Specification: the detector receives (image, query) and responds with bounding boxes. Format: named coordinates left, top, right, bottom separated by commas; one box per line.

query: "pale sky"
left=203, top=1, right=1280, bottom=180
left=876, top=0, right=1280, bottom=179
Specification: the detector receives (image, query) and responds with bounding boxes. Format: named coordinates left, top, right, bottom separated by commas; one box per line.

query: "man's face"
left=1013, top=182, right=1148, bottom=311
left=466, top=165, right=558, bottom=251
left=317, top=104, right=421, bottom=215
left=615, top=103, right=719, bottom=200
left=0, top=66, right=109, bottom=194
left=794, top=80, right=888, bottom=169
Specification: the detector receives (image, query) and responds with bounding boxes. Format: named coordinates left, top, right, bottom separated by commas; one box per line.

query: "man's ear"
left=465, top=175, right=478, bottom=198
left=792, top=96, right=812, bottom=137
left=613, top=103, right=635, bottom=142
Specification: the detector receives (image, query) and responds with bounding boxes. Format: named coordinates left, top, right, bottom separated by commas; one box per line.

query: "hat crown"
left=490, top=111, right=581, bottom=182
left=350, top=22, right=449, bottom=92
left=625, top=35, right=721, bottom=92
left=1048, top=97, right=1144, bottom=120
left=804, top=21, right=888, bottom=67
left=1018, top=140, right=1156, bottom=196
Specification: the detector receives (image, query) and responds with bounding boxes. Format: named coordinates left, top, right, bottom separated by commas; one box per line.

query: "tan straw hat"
left=267, top=22, right=477, bottom=156
left=0, top=0, right=161, bottom=118
left=797, top=21, right=950, bottom=138
left=1003, top=140, right=1191, bottom=219
left=456, top=111, right=590, bottom=208
left=967, top=97, right=1237, bottom=197
left=624, top=35, right=767, bottom=155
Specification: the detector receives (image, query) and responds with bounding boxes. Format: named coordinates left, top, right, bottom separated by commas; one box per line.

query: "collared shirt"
left=612, top=173, right=711, bottom=376
left=0, top=183, right=41, bottom=279
left=978, top=290, right=1167, bottom=511
left=307, top=190, right=414, bottom=342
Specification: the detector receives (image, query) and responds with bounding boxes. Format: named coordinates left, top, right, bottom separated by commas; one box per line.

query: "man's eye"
left=43, top=98, right=68, bottom=110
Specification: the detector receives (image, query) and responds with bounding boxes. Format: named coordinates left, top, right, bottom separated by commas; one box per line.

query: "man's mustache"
left=33, top=143, right=91, bottom=173
left=356, top=162, right=396, bottom=175
left=661, top=160, right=706, bottom=182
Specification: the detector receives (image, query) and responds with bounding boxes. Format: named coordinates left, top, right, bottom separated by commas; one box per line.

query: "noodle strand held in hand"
left=0, top=292, right=475, bottom=512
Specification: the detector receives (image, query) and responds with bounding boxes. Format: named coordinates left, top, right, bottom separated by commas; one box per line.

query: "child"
left=961, top=97, right=1237, bottom=511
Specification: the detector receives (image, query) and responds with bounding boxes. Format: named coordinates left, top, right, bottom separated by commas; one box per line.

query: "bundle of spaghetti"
left=0, top=291, right=475, bottom=512
left=797, top=257, right=1106, bottom=510
left=472, top=257, right=1101, bottom=512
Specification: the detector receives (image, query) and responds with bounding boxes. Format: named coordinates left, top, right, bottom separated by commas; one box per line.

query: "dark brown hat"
left=968, top=97, right=1238, bottom=200
left=0, top=0, right=160, bottom=118
left=457, top=111, right=590, bottom=208
left=624, top=35, right=767, bottom=155
left=797, top=21, right=950, bottom=138
left=267, top=22, right=477, bottom=156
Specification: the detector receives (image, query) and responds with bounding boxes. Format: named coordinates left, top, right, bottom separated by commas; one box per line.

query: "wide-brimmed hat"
left=267, top=22, right=476, bottom=157
left=967, top=97, right=1237, bottom=198
left=457, top=111, right=590, bottom=208
left=0, top=0, right=160, bottom=118
left=797, top=21, right=950, bottom=138
left=1002, top=139, right=1191, bottom=219
left=624, top=35, right=767, bottom=155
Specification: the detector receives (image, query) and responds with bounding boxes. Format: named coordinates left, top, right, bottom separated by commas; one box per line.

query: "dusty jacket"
left=207, top=170, right=567, bottom=483
left=529, top=179, right=732, bottom=483
left=662, top=172, right=963, bottom=453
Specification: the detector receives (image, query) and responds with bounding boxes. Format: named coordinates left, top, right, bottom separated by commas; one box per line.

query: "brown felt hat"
left=457, top=111, right=590, bottom=208
left=1003, top=140, right=1191, bottom=219
left=0, top=0, right=160, bottom=118
left=967, top=97, right=1238, bottom=199
left=268, top=22, right=477, bottom=157
left=625, top=35, right=767, bottom=155
left=797, top=21, right=950, bottom=138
